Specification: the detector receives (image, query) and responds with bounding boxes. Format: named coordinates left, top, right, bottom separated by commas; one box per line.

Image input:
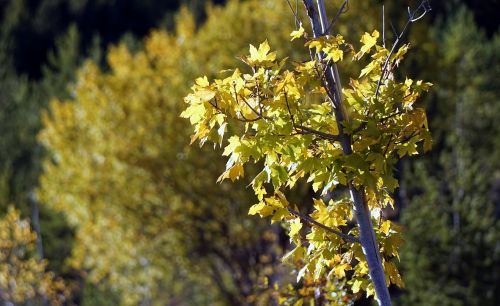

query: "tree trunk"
left=301, top=1, right=392, bottom=305
left=29, top=192, right=49, bottom=306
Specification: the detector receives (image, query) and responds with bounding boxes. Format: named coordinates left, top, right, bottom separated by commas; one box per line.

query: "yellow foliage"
left=0, top=207, right=67, bottom=304
left=37, top=1, right=309, bottom=304
left=37, top=1, right=387, bottom=304
left=182, top=4, right=430, bottom=304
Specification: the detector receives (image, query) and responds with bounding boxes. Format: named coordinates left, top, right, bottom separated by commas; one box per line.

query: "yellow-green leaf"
left=289, top=218, right=302, bottom=237
left=290, top=24, right=305, bottom=41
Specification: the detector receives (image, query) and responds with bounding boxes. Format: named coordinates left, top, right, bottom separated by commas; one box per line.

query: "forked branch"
left=375, top=0, right=431, bottom=99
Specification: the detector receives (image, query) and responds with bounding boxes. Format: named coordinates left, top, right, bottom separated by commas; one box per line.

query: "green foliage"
left=80, top=283, right=121, bottom=306
left=41, top=24, right=82, bottom=100
left=182, top=18, right=431, bottom=303
left=400, top=8, right=500, bottom=306
left=0, top=23, right=79, bottom=277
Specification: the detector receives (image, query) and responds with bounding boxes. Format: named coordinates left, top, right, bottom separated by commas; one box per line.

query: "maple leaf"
left=290, top=24, right=305, bottom=41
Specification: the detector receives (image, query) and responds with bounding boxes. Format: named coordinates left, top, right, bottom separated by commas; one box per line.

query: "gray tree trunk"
left=301, top=1, right=392, bottom=305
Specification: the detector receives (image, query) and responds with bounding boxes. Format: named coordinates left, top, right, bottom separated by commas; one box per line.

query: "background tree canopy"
left=0, top=0, right=498, bottom=305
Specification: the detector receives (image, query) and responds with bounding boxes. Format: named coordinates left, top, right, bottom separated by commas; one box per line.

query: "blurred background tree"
left=0, top=206, right=68, bottom=305
left=37, top=2, right=299, bottom=305
left=399, top=7, right=500, bottom=306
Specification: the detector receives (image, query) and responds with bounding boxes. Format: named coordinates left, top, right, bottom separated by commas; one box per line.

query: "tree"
left=37, top=2, right=307, bottom=304
left=400, top=8, right=500, bottom=305
left=37, top=1, right=422, bottom=304
left=0, top=23, right=80, bottom=279
left=182, top=1, right=430, bottom=305
left=182, top=1, right=432, bottom=305
left=0, top=206, right=67, bottom=305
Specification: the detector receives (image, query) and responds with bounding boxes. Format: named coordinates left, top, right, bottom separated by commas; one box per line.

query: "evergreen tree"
left=400, top=8, right=500, bottom=305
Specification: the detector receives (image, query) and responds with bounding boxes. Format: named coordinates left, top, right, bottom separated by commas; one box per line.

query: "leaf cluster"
left=183, top=24, right=432, bottom=300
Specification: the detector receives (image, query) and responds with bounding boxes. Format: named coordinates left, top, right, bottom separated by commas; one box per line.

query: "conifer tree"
left=400, top=8, right=500, bottom=306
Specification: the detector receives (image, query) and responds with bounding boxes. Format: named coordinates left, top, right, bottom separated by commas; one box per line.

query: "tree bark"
left=301, top=1, right=392, bottom=305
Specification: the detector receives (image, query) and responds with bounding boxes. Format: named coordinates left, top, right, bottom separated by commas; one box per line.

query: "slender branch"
left=207, top=99, right=261, bottom=123
left=352, top=122, right=367, bottom=135
left=296, top=125, right=339, bottom=141
left=390, top=22, right=398, bottom=38
left=207, top=99, right=223, bottom=113
left=234, top=84, right=264, bottom=118
left=382, top=5, right=386, bottom=48
left=351, top=112, right=403, bottom=141
left=351, top=95, right=412, bottom=135
left=394, top=130, right=417, bottom=145
left=256, top=83, right=265, bottom=115
left=238, top=112, right=261, bottom=122
left=375, top=0, right=431, bottom=99
left=284, top=91, right=300, bottom=130
left=286, top=0, right=303, bottom=28
left=287, top=207, right=359, bottom=243
left=383, top=134, right=394, bottom=157
left=241, top=95, right=268, bottom=119
left=323, top=0, right=348, bottom=35
left=284, top=91, right=340, bottom=141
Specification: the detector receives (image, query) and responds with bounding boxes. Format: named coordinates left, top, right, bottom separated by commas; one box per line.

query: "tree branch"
left=375, top=0, right=431, bottom=99
left=287, top=207, right=359, bottom=243
left=323, top=0, right=348, bottom=36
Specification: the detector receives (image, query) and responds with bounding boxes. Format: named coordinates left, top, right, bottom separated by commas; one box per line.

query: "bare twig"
left=390, top=21, right=398, bottom=38
left=394, top=130, right=418, bottom=145
left=382, top=5, right=386, bottom=48
left=375, top=0, right=431, bottom=99
left=287, top=207, right=359, bottom=243
left=286, top=0, right=303, bottom=28
left=323, top=0, right=348, bottom=35
left=232, top=83, right=272, bottom=121
left=208, top=99, right=261, bottom=123
left=296, top=125, right=340, bottom=141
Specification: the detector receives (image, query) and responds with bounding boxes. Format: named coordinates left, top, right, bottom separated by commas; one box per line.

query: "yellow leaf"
left=324, top=47, right=343, bottom=62
left=293, top=299, right=304, bottom=306
left=247, top=40, right=276, bottom=65
left=180, top=103, right=205, bottom=125
left=195, top=89, right=216, bottom=102
left=195, top=76, right=210, bottom=87
left=306, top=38, right=325, bottom=54
left=351, top=279, right=363, bottom=293
left=290, top=24, right=305, bottom=41
left=228, top=163, right=244, bottom=181
left=289, top=218, right=302, bottom=237
left=249, top=44, right=259, bottom=60
left=248, top=202, right=265, bottom=215
left=384, top=260, right=405, bottom=288
left=248, top=201, right=274, bottom=218
left=333, top=263, right=351, bottom=278
left=356, top=30, right=379, bottom=58
left=366, top=283, right=375, bottom=297
left=380, top=220, right=391, bottom=235
left=359, top=60, right=379, bottom=78
left=282, top=245, right=304, bottom=263
left=271, top=208, right=287, bottom=224
left=217, top=163, right=244, bottom=182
